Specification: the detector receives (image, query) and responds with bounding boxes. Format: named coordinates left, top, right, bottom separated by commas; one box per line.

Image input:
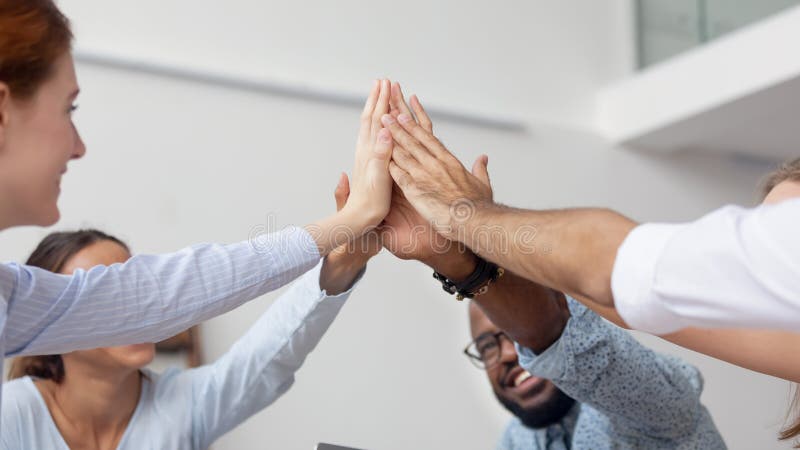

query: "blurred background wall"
left=2, top=1, right=797, bottom=449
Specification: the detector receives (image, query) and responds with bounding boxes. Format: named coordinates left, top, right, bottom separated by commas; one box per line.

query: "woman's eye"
left=69, top=104, right=79, bottom=114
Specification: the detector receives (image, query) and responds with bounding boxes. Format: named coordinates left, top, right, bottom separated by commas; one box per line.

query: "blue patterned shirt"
left=499, top=298, right=726, bottom=449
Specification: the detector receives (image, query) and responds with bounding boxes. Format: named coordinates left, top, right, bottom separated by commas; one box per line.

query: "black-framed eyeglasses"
left=463, top=330, right=513, bottom=370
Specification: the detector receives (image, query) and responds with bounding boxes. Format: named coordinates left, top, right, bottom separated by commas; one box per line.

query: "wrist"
left=320, top=249, right=370, bottom=295
left=330, top=206, right=372, bottom=247
left=341, top=202, right=384, bottom=236
left=458, top=201, right=503, bottom=249
left=328, top=242, right=375, bottom=269
left=425, top=247, right=478, bottom=283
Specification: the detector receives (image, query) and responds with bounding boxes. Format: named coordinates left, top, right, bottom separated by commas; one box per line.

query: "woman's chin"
left=33, top=204, right=61, bottom=227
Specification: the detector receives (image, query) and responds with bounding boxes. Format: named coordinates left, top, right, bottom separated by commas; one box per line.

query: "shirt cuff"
left=515, top=338, right=570, bottom=381
left=612, top=222, right=687, bottom=334
left=297, top=258, right=366, bottom=301
left=514, top=298, right=592, bottom=380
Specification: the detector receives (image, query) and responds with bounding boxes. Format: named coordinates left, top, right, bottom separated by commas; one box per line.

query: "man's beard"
left=496, top=387, right=576, bottom=429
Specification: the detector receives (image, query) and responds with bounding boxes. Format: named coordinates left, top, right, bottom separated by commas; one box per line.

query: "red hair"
left=0, top=0, right=73, bottom=99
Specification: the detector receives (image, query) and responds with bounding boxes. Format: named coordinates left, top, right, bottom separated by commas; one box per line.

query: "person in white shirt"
left=2, top=178, right=372, bottom=450
left=0, top=0, right=394, bottom=423
left=380, top=86, right=800, bottom=445
left=585, top=158, right=800, bottom=446
left=379, top=84, right=800, bottom=335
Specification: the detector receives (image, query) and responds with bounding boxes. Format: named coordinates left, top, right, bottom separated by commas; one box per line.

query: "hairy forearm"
left=460, top=205, right=637, bottom=308
left=425, top=248, right=569, bottom=353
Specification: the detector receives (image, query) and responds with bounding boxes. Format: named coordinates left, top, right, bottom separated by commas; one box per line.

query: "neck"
left=0, top=201, right=16, bottom=232
left=48, top=363, right=142, bottom=433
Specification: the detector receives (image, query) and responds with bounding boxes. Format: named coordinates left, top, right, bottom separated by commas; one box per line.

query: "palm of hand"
left=380, top=185, right=448, bottom=261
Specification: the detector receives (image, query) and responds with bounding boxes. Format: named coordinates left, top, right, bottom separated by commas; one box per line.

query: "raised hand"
left=380, top=90, right=493, bottom=241
left=380, top=83, right=442, bottom=262
left=333, top=172, right=382, bottom=258
left=343, top=79, right=395, bottom=230
left=380, top=85, right=490, bottom=272
left=305, top=79, right=394, bottom=255
left=318, top=172, right=381, bottom=295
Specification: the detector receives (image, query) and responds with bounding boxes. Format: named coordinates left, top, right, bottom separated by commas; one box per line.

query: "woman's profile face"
left=0, top=52, right=86, bottom=229
left=61, top=240, right=157, bottom=370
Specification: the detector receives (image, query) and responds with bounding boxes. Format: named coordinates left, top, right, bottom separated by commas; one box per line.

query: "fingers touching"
left=389, top=83, right=433, bottom=133
left=358, top=79, right=391, bottom=160
left=390, top=82, right=413, bottom=119
left=373, top=79, right=391, bottom=141
left=410, top=95, right=432, bottom=133
left=358, top=80, right=380, bottom=147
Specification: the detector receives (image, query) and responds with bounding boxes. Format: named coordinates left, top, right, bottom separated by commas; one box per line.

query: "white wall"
left=57, top=0, right=634, bottom=130
left=1, top=1, right=795, bottom=449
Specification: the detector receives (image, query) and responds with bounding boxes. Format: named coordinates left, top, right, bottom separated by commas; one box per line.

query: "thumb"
left=471, top=154, right=491, bottom=187
left=334, top=172, right=350, bottom=211
left=373, top=128, right=394, bottom=163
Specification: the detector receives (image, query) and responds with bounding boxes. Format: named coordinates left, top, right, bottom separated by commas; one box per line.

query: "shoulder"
left=0, top=262, right=20, bottom=301
left=141, top=367, right=192, bottom=399
left=2, top=377, right=44, bottom=412
left=498, top=417, right=540, bottom=450
left=1, top=377, right=48, bottom=441
left=139, top=366, right=208, bottom=417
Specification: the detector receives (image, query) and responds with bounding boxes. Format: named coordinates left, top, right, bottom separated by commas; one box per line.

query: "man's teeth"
left=514, top=371, right=532, bottom=387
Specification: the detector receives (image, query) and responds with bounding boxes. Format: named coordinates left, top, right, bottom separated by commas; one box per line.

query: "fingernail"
left=378, top=129, right=392, bottom=144
left=381, top=114, right=395, bottom=125
left=397, top=113, right=411, bottom=124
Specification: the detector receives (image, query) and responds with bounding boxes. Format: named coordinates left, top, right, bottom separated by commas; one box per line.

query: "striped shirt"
left=1, top=258, right=357, bottom=449
left=0, top=226, right=320, bottom=432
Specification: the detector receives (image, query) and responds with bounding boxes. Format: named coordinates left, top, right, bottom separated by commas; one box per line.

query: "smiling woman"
left=0, top=0, right=85, bottom=228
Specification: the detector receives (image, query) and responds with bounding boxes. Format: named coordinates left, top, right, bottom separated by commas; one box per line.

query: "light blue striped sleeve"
left=0, top=226, right=320, bottom=356
left=184, top=259, right=361, bottom=449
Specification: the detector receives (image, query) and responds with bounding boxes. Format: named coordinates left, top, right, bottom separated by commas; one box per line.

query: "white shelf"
left=597, top=5, right=800, bottom=161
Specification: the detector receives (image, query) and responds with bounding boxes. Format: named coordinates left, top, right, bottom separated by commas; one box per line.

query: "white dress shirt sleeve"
left=0, top=226, right=320, bottom=356
left=612, top=199, right=800, bottom=334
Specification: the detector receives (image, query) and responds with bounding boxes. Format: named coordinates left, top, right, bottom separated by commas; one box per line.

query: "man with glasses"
left=377, top=175, right=725, bottom=448
left=465, top=299, right=724, bottom=449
